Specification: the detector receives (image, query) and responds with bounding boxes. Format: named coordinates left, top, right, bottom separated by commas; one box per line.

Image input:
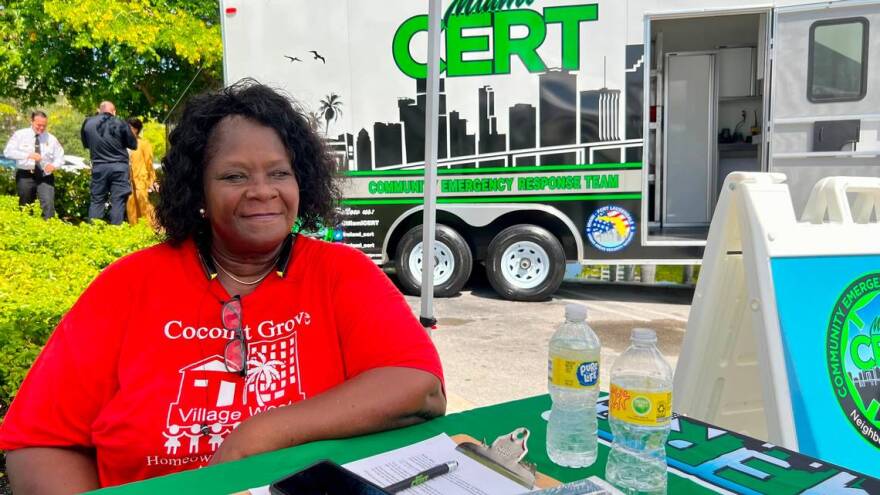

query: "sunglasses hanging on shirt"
left=221, top=295, right=247, bottom=377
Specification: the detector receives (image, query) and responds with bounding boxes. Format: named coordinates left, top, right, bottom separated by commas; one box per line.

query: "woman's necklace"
left=212, top=256, right=277, bottom=286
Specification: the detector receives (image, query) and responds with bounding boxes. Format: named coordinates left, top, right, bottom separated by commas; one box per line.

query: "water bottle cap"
left=564, top=303, right=588, bottom=321
left=631, top=327, right=657, bottom=343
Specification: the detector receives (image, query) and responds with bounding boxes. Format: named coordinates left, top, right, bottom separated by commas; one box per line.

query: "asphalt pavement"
left=402, top=278, right=695, bottom=414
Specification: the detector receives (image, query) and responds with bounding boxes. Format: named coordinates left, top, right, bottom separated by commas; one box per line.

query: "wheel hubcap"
left=500, top=241, right=549, bottom=289
left=408, top=241, right=456, bottom=286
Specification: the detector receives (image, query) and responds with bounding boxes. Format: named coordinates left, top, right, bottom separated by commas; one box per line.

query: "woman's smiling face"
left=202, top=115, right=300, bottom=255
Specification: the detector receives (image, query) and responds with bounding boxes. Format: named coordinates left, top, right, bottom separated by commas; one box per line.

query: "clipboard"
left=451, top=428, right=560, bottom=489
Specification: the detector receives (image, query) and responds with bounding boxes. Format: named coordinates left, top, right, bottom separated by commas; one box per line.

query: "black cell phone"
left=269, top=460, right=392, bottom=495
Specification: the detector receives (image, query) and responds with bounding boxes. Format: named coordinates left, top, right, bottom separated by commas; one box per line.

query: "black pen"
left=383, top=460, right=459, bottom=493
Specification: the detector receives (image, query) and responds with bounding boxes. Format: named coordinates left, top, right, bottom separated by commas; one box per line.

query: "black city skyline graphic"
left=329, top=45, right=645, bottom=172
left=851, top=367, right=880, bottom=416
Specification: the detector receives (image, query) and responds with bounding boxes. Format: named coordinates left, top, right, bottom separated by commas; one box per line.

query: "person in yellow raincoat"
left=125, top=118, right=157, bottom=226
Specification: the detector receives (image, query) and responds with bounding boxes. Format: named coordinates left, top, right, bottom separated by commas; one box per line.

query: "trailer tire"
left=395, top=224, right=472, bottom=298
left=486, top=224, right=565, bottom=302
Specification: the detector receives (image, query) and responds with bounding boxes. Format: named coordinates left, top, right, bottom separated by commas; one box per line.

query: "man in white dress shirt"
left=3, top=111, right=65, bottom=219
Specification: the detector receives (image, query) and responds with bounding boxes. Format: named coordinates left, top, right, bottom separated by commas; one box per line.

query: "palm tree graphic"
left=318, top=93, right=343, bottom=136
left=246, top=351, right=284, bottom=406
left=305, top=110, right=323, bottom=132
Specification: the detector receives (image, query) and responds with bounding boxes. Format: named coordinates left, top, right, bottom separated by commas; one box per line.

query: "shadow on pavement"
left=555, top=281, right=695, bottom=305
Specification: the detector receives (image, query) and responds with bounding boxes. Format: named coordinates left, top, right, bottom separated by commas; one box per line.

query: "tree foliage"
left=0, top=0, right=223, bottom=119
left=142, top=121, right=166, bottom=159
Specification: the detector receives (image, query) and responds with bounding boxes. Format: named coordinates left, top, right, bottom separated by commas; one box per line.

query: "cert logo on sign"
left=826, top=272, right=880, bottom=449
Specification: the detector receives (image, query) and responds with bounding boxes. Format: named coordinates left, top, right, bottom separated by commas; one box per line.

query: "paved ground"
left=402, top=278, right=695, bottom=414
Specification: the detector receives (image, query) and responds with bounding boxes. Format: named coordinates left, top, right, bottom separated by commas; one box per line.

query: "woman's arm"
left=6, top=447, right=100, bottom=494
left=210, top=366, right=445, bottom=464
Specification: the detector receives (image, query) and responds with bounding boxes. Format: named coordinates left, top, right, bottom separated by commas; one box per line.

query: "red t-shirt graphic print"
left=161, top=322, right=309, bottom=461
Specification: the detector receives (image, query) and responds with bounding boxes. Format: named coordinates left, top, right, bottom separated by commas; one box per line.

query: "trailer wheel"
left=486, top=225, right=565, bottom=302
left=395, top=224, right=472, bottom=297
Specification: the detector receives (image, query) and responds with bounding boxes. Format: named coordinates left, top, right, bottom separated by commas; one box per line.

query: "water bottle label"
left=609, top=384, right=672, bottom=426
left=549, top=358, right=599, bottom=389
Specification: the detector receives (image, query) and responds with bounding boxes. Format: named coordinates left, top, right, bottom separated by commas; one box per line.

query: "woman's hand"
left=209, top=410, right=287, bottom=465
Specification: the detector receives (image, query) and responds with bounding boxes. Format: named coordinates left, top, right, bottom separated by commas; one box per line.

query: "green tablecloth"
left=90, top=394, right=877, bottom=494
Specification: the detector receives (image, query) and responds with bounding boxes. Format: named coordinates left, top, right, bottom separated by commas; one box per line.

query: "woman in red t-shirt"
left=0, top=81, right=446, bottom=493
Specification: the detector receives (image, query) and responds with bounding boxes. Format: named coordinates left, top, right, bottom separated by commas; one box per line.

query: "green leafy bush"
left=0, top=169, right=13, bottom=197
left=0, top=195, right=159, bottom=407
left=53, top=169, right=93, bottom=222
left=0, top=168, right=95, bottom=223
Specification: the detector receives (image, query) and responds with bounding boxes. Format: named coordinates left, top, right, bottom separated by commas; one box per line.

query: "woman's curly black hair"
left=156, top=79, right=342, bottom=244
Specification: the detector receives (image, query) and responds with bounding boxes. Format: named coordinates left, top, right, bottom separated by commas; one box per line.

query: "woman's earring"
left=199, top=208, right=206, bottom=218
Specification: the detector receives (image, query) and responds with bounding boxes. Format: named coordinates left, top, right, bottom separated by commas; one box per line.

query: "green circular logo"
left=826, top=272, right=880, bottom=450
left=632, top=396, right=651, bottom=416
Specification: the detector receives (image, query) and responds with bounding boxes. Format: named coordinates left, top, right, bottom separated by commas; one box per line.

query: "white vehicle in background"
left=60, top=155, right=89, bottom=173
left=221, top=0, right=880, bottom=301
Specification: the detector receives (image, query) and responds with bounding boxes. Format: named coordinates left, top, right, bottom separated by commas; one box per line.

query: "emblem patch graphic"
left=586, top=205, right=635, bottom=252
left=827, top=273, right=880, bottom=449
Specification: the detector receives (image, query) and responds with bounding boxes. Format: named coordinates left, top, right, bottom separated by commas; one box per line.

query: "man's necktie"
left=33, top=133, right=42, bottom=174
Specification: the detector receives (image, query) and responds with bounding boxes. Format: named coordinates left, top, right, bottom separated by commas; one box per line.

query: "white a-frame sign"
left=675, top=172, right=880, bottom=477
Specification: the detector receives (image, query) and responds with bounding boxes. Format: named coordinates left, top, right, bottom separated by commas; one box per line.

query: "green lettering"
left=444, top=0, right=535, bottom=24
left=477, top=0, right=498, bottom=14
left=851, top=335, right=875, bottom=370
left=447, top=13, right=493, bottom=76
left=608, top=174, right=619, bottom=188
left=392, top=16, right=447, bottom=79
left=443, top=0, right=475, bottom=26
left=873, top=335, right=880, bottom=369
left=535, top=177, right=547, bottom=190
left=493, top=10, right=546, bottom=74
left=544, top=5, right=598, bottom=71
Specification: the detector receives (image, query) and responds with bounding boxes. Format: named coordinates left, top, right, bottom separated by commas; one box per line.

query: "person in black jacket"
left=81, top=101, right=138, bottom=224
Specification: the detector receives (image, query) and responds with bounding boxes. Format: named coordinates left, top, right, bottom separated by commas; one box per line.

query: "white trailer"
left=221, top=0, right=880, bottom=301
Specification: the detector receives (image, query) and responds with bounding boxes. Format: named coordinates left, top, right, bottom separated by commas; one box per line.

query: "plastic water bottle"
left=547, top=303, right=601, bottom=468
left=605, top=328, right=673, bottom=495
